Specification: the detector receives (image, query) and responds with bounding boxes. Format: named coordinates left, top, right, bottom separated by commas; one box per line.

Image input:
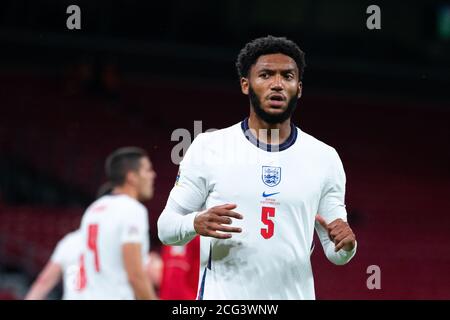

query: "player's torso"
left=63, top=262, right=86, bottom=300
left=80, top=196, right=136, bottom=299
left=199, top=124, right=329, bottom=299
left=58, top=232, right=86, bottom=300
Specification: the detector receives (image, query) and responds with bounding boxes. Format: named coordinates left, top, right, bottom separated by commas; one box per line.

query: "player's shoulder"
left=57, top=229, right=82, bottom=249
left=297, top=128, right=339, bottom=159
left=84, top=196, right=107, bottom=213
left=184, top=123, right=241, bottom=162
left=65, top=229, right=83, bottom=241
left=112, top=195, right=147, bottom=214
left=84, top=195, right=147, bottom=219
left=193, top=122, right=241, bottom=145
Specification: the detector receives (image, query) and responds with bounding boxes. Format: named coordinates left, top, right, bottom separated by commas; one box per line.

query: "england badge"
left=262, top=166, right=281, bottom=187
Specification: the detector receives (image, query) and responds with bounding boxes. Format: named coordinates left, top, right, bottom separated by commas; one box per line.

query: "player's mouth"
left=267, top=94, right=286, bottom=108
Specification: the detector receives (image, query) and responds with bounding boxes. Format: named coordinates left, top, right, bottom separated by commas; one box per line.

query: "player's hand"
left=194, top=204, right=243, bottom=239
left=315, top=214, right=356, bottom=252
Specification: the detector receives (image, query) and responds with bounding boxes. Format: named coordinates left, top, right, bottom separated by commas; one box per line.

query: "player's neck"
left=111, top=185, right=138, bottom=200
left=248, top=114, right=291, bottom=145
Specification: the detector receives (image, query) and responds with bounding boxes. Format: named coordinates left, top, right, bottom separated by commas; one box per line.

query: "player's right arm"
left=123, top=243, right=157, bottom=300
left=24, top=261, right=62, bottom=300
left=158, top=200, right=243, bottom=245
left=158, top=134, right=242, bottom=245
left=121, top=204, right=156, bottom=300
left=193, top=204, right=243, bottom=239
left=25, top=235, right=71, bottom=300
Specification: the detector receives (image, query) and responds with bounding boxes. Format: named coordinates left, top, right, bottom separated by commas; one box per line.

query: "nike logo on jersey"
left=262, top=191, right=280, bottom=198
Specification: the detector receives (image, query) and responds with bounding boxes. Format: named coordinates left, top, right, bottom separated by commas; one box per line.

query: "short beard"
left=249, top=86, right=298, bottom=124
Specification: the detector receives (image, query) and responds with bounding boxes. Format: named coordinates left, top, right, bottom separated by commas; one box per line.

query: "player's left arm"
left=24, top=261, right=62, bottom=300
left=316, top=214, right=356, bottom=252
left=121, top=206, right=157, bottom=300
left=315, top=148, right=357, bottom=265
left=123, top=243, right=157, bottom=300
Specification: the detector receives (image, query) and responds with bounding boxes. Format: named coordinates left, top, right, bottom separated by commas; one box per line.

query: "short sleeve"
left=120, top=204, right=149, bottom=244
left=169, top=133, right=209, bottom=211
left=317, top=148, right=347, bottom=223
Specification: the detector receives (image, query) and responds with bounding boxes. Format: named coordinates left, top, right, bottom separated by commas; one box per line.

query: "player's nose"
left=270, top=75, right=283, bottom=90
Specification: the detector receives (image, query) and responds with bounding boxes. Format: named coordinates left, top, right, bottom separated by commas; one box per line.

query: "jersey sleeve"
left=120, top=204, right=149, bottom=245
left=317, top=148, right=347, bottom=222
left=316, top=148, right=356, bottom=264
left=169, top=133, right=209, bottom=212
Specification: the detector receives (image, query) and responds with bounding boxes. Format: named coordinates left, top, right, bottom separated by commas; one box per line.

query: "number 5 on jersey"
left=261, top=207, right=275, bottom=239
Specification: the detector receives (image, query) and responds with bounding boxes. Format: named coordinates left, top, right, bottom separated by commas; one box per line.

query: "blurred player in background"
left=159, top=235, right=200, bottom=300
left=25, top=229, right=84, bottom=300
left=80, top=147, right=157, bottom=300
left=158, top=36, right=357, bottom=299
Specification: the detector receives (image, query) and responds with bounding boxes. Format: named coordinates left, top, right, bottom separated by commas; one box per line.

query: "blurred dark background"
left=0, top=0, right=449, bottom=299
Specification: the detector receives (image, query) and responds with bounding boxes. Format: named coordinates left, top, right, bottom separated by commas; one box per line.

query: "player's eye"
left=284, top=73, right=294, bottom=80
left=259, top=73, right=270, bottom=79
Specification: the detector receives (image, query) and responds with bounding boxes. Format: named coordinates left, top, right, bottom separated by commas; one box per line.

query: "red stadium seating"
left=0, top=205, right=83, bottom=273
left=1, top=72, right=449, bottom=299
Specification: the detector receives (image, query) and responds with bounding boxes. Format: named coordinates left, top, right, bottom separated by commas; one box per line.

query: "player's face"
left=136, top=157, right=156, bottom=201
left=241, top=53, right=302, bottom=124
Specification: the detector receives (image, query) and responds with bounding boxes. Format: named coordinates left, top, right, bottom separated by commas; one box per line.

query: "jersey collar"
left=240, top=117, right=298, bottom=152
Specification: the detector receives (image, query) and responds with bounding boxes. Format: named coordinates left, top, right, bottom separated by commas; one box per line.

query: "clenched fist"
left=315, top=214, right=356, bottom=252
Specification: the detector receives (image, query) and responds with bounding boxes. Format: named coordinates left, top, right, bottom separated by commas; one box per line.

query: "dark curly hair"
left=236, top=35, right=306, bottom=80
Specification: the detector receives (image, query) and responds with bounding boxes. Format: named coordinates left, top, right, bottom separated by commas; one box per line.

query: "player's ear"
left=126, top=171, right=138, bottom=186
left=297, top=81, right=302, bottom=98
left=241, top=77, right=249, bottom=95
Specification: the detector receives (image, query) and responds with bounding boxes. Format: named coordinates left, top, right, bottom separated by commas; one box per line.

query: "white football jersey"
left=80, top=194, right=149, bottom=299
left=50, top=230, right=85, bottom=300
left=168, top=119, right=354, bottom=300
